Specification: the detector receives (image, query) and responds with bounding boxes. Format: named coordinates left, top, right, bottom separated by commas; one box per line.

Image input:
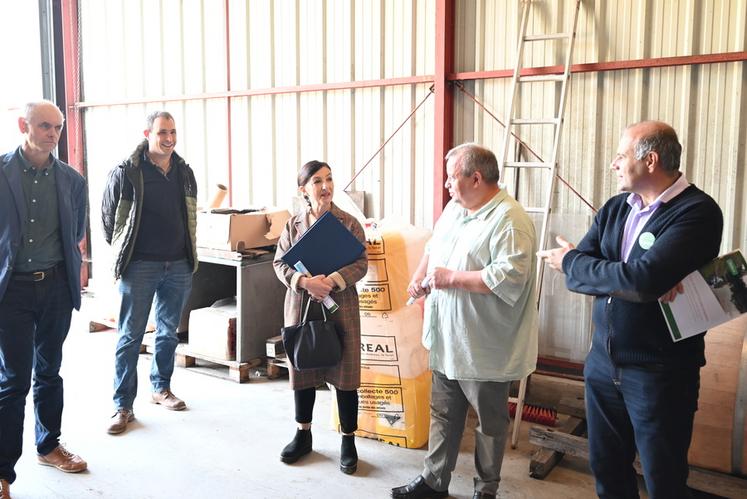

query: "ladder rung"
left=525, top=207, right=549, bottom=214
left=511, top=118, right=560, bottom=125
left=519, top=74, right=566, bottom=83
left=504, top=161, right=554, bottom=169
left=524, top=33, right=570, bottom=41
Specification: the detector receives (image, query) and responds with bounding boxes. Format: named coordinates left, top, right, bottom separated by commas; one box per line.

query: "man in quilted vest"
left=101, top=111, right=198, bottom=435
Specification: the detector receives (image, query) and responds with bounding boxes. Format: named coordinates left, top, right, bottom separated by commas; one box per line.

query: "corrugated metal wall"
left=451, top=1, right=747, bottom=362
left=80, top=0, right=435, bottom=293
left=81, top=0, right=435, bottom=218
left=78, top=0, right=746, bottom=363
left=455, top=0, right=746, bottom=250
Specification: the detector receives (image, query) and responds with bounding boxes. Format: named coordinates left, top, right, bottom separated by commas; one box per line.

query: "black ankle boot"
left=280, top=429, right=312, bottom=464
left=340, top=434, right=358, bottom=474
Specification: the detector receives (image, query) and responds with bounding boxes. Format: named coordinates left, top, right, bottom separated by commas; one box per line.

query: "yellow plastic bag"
left=332, top=221, right=432, bottom=448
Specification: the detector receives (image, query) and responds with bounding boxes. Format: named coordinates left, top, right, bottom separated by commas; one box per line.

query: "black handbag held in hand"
left=281, top=295, right=344, bottom=370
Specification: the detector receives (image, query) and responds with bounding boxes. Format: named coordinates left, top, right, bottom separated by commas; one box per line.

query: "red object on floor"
left=508, top=401, right=557, bottom=427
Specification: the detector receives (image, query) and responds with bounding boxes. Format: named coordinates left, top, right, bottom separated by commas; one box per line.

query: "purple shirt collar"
left=621, top=173, right=690, bottom=262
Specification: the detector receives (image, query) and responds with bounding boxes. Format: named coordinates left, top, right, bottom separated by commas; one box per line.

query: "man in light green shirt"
left=392, top=143, right=537, bottom=499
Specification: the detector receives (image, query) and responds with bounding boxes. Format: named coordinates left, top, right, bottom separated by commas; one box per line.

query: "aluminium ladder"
left=501, top=0, right=582, bottom=449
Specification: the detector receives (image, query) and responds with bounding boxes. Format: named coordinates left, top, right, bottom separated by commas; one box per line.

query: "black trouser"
left=294, top=387, right=358, bottom=434
left=0, top=266, right=72, bottom=484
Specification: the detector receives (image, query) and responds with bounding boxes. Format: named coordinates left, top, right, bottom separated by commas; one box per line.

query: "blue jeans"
left=0, top=269, right=73, bottom=483
left=584, top=343, right=699, bottom=499
left=113, top=259, right=192, bottom=411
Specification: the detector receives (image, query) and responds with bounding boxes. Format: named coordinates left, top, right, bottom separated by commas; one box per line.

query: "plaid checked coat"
left=273, top=203, right=367, bottom=390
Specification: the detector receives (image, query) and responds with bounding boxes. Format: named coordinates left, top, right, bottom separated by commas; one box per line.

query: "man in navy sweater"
left=539, top=121, right=723, bottom=499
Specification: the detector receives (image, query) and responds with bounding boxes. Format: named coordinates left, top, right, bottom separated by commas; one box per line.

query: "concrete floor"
left=11, top=304, right=614, bottom=499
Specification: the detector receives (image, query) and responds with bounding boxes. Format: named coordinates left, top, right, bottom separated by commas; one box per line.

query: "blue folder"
left=281, top=211, right=365, bottom=276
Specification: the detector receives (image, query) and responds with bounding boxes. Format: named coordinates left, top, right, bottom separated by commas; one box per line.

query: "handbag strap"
left=299, top=292, right=327, bottom=324
left=301, top=294, right=312, bottom=323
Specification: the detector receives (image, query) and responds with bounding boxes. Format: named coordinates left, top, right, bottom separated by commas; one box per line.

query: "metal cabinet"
left=179, top=253, right=286, bottom=362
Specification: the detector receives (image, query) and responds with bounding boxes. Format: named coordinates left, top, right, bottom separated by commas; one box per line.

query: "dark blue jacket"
left=0, top=148, right=87, bottom=310
left=101, top=140, right=198, bottom=279
left=562, top=184, right=723, bottom=368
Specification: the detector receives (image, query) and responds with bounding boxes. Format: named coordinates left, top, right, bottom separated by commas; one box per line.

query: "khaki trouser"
left=422, top=370, right=511, bottom=495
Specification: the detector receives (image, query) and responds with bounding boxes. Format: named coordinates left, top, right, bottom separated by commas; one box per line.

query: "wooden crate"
left=141, top=333, right=260, bottom=383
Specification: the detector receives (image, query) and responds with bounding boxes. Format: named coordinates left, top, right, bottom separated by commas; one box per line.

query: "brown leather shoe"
left=0, top=478, right=10, bottom=499
left=151, top=389, right=186, bottom=410
left=107, top=409, right=135, bottom=434
left=37, top=445, right=87, bottom=473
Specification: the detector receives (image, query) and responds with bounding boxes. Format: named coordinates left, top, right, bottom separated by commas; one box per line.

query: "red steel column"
left=59, top=0, right=88, bottom=286
left=433, top=0, right=454, bottom=219
left=224, top=0, right=234, bottom=206
left=60, top=0, right=82, bottom=174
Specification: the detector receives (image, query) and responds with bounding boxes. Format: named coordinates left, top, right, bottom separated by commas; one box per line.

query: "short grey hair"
left=24, top=100, right=64, bottom=122
left=145, top=111, right=175, bottom=131
left=631, top=123, right=682, bottom=172
left=445, top=143, right=500, bottom=183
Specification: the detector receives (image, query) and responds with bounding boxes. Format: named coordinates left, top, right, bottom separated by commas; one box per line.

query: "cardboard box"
left=266, top=335, right=285, bottom=358
left=196, top=207, right=290, bottom=251
left=188, top=300, right=237, bottom=361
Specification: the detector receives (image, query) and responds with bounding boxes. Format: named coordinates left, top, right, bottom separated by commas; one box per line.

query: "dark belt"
left=11, top=262, right=65, bottom=282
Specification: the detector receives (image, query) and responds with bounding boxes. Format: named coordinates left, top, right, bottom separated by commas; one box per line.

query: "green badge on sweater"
left=638, top=232, right=655, bottom=250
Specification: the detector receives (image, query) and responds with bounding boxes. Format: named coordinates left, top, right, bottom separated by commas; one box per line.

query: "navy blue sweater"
left=562, top=184, right=723, bottom=368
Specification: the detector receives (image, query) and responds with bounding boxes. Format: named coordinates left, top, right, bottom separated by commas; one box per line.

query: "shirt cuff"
left=290, top=272, right=303, bottom=292
left=329, top=271, right=347, bottom=291
left=481, top=267, right=518, bottom=307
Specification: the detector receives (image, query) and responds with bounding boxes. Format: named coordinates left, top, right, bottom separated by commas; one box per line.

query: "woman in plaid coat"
left=273, top=160, right=368, bottom=475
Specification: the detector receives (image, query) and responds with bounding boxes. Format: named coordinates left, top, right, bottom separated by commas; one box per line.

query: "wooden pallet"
left=529, top=415, right=586, bottom=479
left=529, top=421, right=747, bottom=498
left=266, top=357, right=289, bottom=379
left=140, top=333, right=260, bottom=383
left=88, top=318, right=157, bottom=334
left=265, top=335, right=288, bottom=379
left=89, top=318, right=117, bottom=332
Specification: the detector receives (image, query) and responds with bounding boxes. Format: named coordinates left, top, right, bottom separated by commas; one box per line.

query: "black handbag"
left=281, top=295, right=344, bottom=370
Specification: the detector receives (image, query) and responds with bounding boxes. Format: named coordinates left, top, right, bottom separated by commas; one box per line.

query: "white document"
left=659, top=250, right=747, bottom=341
